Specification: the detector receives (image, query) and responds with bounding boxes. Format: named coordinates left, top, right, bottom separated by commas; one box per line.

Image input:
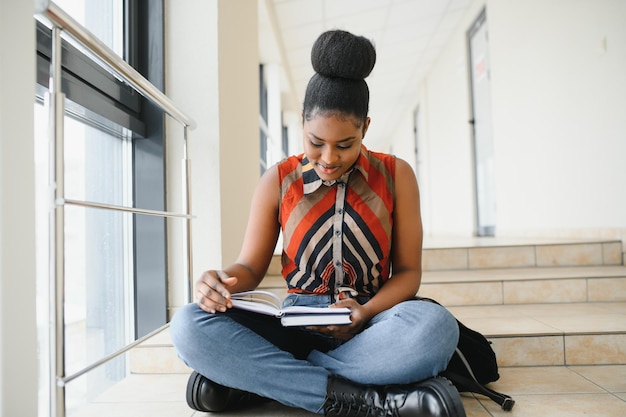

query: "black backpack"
left=419, top=297, right=515, bottom=411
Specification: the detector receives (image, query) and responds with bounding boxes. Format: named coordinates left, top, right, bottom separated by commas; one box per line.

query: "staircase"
left=130, top=237, right=626, bottom=373
left=419, top=238, right=626, bottom=369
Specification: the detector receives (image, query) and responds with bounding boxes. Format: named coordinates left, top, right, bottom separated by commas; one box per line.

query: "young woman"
left=170, top=29, right=465, bottom=417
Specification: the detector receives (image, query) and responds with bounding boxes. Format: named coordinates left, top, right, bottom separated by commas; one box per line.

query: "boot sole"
left=186, top=371, right=209, bottom=412
left=421, top=377, right=467, bottom=417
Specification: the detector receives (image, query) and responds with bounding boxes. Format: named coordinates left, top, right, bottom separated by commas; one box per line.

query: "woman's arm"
left=195, top=165, right=281, bottom=313
left=358, top=157, right=423, bottom=318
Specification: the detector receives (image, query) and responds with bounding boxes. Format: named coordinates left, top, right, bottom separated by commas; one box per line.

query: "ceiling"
left=258, top=0, right=474, bottom=150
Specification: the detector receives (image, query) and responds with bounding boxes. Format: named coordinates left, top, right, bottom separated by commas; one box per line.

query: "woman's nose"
left=322, top=147, right=338, bottom=164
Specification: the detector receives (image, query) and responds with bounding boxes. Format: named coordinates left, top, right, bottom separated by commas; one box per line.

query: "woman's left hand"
left=307, top=298, right=371, bottom=341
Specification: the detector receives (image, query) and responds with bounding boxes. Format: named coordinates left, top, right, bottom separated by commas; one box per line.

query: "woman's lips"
left=317, top=163, right=340, bottom=175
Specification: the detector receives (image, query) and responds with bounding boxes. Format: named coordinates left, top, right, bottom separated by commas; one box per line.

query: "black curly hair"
left=302, top=30, right=376, bottom=129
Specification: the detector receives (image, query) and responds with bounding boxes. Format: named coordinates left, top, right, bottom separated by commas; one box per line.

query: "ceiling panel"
left=261, top=0, right=474, bottom=149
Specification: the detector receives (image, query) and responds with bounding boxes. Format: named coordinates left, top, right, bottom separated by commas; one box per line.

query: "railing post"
left=183, top=125, right=194, bottom=303
left=47, top=25, right=67, bottom=417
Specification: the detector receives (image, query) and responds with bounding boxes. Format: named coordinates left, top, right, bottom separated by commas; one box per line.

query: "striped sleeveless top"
left=277, top=145, right=395, bottom=296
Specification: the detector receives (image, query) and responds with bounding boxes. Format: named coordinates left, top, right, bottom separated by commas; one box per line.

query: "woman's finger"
left=213, top=270, right=235, bottom=299
left=194, top=270, right=239, bottom=313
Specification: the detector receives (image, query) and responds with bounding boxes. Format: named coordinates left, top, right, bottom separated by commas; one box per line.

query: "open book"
left=230, top=290, right=351, bottom=327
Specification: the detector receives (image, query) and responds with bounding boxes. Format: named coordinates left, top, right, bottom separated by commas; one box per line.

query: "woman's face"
left=303, top=113, right=370, bottom=182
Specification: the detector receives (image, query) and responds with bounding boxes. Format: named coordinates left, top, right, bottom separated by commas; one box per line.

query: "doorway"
left=468, top=8, right=496, bottom=236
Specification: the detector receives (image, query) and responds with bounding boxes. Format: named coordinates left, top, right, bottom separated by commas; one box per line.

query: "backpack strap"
left=442, top=348, right=515, bottom=411
left=416, top=297, right=515, bottom=411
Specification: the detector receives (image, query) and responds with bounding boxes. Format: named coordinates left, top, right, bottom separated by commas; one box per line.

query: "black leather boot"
left=185, top=371, right=269, bottom=412
left=324, top=375, right=466, bottom=417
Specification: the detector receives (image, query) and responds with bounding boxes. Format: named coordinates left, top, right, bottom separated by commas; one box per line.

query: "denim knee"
left=169, top=303, right=210, bottom=360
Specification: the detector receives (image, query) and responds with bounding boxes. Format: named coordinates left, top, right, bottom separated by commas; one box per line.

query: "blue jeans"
left=169, top=294, right=459, bottom=414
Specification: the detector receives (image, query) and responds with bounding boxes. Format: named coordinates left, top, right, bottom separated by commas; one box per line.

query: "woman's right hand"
left=195, top=270, right=238, bottom=314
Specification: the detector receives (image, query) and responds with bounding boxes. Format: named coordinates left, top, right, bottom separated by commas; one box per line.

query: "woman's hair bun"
left=311, top=30, right=376, bottom=80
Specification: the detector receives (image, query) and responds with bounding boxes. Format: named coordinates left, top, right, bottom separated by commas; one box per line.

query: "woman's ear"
left=362, top=117, right=371, bottom=137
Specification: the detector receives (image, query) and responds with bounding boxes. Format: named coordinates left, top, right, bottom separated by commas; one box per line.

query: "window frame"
left=35, top=0, right=168, bottom=339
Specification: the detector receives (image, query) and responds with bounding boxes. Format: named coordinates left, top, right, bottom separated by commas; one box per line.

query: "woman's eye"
left=338, top=144, right=352, bottom=149
left=310, top=141, right=323, bottom=148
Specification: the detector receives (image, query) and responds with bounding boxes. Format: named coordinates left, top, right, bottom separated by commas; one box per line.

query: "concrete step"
left=130, top=301, right=626, bottom=374
left=260, top=266, right=626, bottom=306
left=419, top=265, right=626, bottom=306
left=422, top=237, right=623, bottom=270
left=449, top=302, right=626, bottom=367
left=267, top=238, right=624, bottom=273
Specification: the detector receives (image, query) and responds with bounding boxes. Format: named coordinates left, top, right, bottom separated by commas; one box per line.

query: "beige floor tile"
left=418, top=282, right=503, bottom=306
left=565, top=334, right=626, bottom=365
left=503, top=279, right=587, bottom=304
left=535, top=313, right=626, bottom=334
left=70, top=401, right=194, bottom=417
left=462, top=316, right=560, bottom=337
left=448, top=305, right=525, bottom=320
left=468, top=246, right=536, bottom=269
left=519, top=302, right=614, bottom=317
left=130, top=346, right=191, bottom=373
left=481, top=393, right=626, bottom=417
left=461, top=395, right=492, bottom=417
left=70, top=365, right=626, bottom=417
left=490, top=367, right=605, bottom=395
left=536, top=243, right=603, bottom=266
left=588, top=277, right=626, bottom=302
left=94, top=374, right=190, bottom=403
left=569, top=365, right=626, bottom=392
left=491, top=336, right=565, bottom=366
left=603, top=242, right=623, bottom=264
left=599, top=302, right=626, bottom=314
left=423, top=248, right=468, bottom=270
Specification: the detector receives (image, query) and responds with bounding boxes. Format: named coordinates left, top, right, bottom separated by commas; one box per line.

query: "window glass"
left=35, top=1, right=131, bottom=414
left=53, top=0, right=124, bottom=56
left=35, top=101, right=133, bottom=414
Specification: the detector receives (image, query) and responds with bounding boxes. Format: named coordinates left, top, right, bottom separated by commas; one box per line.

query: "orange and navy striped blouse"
left=277, top=145, right=395, bottom=297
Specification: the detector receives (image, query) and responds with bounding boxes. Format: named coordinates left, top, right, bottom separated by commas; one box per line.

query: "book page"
left=231, top=290, right=282, bottom=317
left=231, top=290, right=281, bottom=307
left=280, top=312, right=352, bottom=327
left=230, top=290, right=351, bottom=326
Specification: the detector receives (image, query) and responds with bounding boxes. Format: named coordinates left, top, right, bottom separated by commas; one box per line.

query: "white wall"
left=165, top=0, right=260, bottom=311
left=393, top=0, right=485, bottom=237
left=0, top=0, right=38, bottom=416
left=489, top=0, right=626, bottom=238
left=392, top=0, right=626, bottom=240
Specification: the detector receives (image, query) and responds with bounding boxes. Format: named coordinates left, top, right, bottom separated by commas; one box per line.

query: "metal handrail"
left=35, top=0, right=196, bottom=130
left=35, top=2, right=196, bottom=416
left=61, top=323, right=170, bottom=386
left=60, top=198, right=195, bottom=219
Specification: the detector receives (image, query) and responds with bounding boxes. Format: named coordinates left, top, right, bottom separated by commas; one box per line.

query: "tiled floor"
left=69, top=238, right=625, bottom=416
left=72, top=365, right=626, bottom=417
left=114, top=302, right=626, bottom=417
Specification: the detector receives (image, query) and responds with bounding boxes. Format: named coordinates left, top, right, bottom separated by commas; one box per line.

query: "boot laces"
left=327, top=390, right=386, bottom=417
left=384, top=391, right=409, bottom=417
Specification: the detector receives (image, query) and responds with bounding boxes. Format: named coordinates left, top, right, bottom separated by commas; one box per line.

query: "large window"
left=34, top=103, right=134, bottom=412
left=35, top=1, right=166, bottom=414
left=259, top=64, right=289, bottom=174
